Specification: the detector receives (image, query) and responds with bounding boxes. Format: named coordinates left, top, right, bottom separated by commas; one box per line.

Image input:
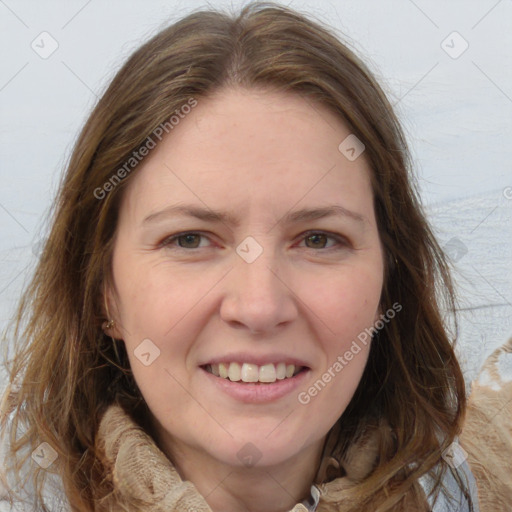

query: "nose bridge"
left=237, top=238, right=284, bottom=303
left=220, top=237, right=297, bottom=332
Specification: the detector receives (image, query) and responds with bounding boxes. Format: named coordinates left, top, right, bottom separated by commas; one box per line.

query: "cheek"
left=112, top=254, right=191, bottom=336
left=293, top=264, right=381, bottom=413
left=116, top=268, right=200, bottom=414
left=112, top=258, right=218, bottom=386
left=295, top=267, right=379, bottom=426
left=299, top=264, right=383, bottom=340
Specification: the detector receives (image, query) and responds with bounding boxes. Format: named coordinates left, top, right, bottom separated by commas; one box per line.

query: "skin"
left=106, top=87, right=385, bottom=512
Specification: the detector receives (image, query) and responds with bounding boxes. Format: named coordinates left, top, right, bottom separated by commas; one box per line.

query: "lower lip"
left=200, top=366, right=310, bottom=403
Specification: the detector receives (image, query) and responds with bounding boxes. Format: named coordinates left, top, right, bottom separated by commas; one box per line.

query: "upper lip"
left=200, top=352, right=311, bottom=368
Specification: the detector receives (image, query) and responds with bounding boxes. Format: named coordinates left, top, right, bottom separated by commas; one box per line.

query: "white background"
left=1, top=0, right=511, bottom=390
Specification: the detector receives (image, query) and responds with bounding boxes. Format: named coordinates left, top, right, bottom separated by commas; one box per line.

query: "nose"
left=219, top=249, right=298, bottom=334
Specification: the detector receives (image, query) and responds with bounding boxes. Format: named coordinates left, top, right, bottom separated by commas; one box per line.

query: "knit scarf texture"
left=96, top=404, right=430, bottom=512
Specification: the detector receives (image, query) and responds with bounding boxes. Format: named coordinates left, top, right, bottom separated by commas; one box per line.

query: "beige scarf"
left=96, top=403, right=429, bottom=511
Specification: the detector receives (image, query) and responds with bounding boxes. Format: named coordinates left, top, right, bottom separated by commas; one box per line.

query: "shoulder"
left=0, top=385, right=69, bottom=512
left=459, top=337, right=512, bottom=510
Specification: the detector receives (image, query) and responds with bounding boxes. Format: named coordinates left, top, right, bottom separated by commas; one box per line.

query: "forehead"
left=119, top=87, right=375, bottom=225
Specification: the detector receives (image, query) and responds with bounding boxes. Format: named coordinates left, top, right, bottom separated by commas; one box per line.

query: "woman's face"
left=107, top=87, right=384, bottom=472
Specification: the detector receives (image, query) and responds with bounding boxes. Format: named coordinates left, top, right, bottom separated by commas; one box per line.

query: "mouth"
left=200, top=362, right=309, bottom=384
left=199, top=362, right=311, bottom=403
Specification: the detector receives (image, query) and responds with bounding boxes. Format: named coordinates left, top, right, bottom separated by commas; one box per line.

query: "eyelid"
left=160, top=230, right=349, bottom=251
left=159, top=231, right=214, bottom=249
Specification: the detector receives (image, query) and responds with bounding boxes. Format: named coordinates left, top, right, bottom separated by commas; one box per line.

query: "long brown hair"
left=1, top=2, right=470, bottom=510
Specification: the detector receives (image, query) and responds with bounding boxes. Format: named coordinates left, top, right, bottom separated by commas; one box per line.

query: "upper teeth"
left=206, top=362, right=301, bottom=383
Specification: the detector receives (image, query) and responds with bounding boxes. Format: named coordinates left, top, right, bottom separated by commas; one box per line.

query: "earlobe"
left=102, top=318, right=123, bottom=340
left=102, top=283, right=123, bottom=339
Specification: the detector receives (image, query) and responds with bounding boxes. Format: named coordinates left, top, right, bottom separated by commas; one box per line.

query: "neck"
left=162, top=437, right=325, bottom=512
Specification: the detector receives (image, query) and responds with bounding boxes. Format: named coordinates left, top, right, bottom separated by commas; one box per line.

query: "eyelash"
left=159, top=230, right=349, bottom=252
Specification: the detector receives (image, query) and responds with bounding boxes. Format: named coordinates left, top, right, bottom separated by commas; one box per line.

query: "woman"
left=0, top=2, right=500, bottom=510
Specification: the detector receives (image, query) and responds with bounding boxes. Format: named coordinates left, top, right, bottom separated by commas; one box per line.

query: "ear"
left=101, top=281, right=124, bottom=340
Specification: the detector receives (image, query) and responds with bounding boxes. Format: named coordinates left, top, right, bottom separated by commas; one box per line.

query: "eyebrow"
left=142, top=203, right=367, bottom=227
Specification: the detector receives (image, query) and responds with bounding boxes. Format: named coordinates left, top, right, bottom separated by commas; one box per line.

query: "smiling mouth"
left=200, top=362, right=308, bottom=384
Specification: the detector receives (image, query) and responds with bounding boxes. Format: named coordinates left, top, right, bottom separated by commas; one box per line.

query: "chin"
left=218, top=445, right=300, bottom=470
left=208, top=428, right=310, bottom=469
